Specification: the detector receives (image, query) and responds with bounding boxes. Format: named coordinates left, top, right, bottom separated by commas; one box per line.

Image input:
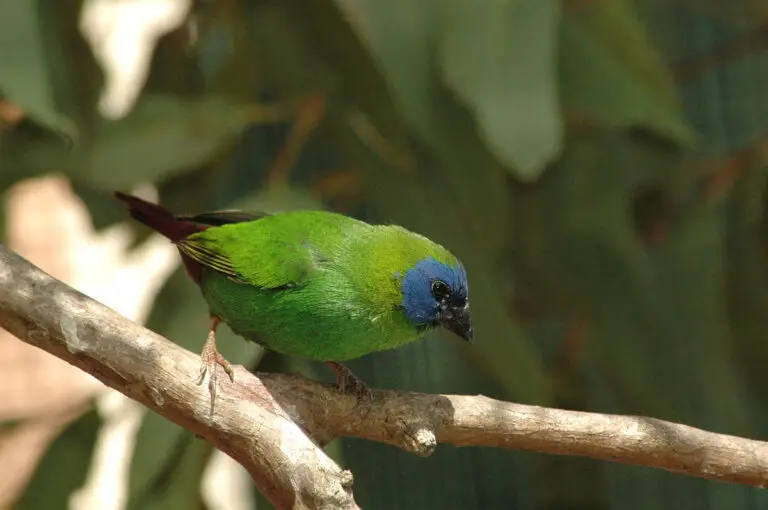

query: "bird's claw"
left=196, top=362, right=208, bottom=386
left=343, top=379, right=374, bottom=419
left=197, top=335, right=235, bottom=416
left=327, top=362, right=373, bottom=416
left=335, top=373, right=371, bottom=400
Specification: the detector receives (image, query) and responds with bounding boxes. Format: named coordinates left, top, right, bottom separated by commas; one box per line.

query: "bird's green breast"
left=200, top=269, right=424, bottom=360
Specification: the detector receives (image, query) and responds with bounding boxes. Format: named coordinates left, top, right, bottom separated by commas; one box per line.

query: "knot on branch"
left=389, top=419, right=437, bottom=456
left=378, top=394, right=453, bottom=456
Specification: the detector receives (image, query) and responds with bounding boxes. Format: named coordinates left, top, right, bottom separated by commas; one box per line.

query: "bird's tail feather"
left=114, top=192, right=202, bottom=241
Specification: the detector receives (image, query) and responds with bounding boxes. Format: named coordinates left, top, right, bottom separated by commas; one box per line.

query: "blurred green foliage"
left=3, top=0, right=768, bottom=508
left=15, top=409, right=101, bottom=510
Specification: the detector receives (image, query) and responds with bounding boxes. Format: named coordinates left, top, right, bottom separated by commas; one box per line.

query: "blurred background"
left=1, top=0, right=767, bottom=508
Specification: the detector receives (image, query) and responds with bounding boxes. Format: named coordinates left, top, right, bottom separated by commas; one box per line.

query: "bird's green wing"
left=177, top=211, right=353, bottom=290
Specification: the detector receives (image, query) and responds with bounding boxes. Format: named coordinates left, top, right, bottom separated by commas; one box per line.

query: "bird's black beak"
left=439, top=303, right=473, bottom=342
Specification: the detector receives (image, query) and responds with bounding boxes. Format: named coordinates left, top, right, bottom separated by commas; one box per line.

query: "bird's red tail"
left=114, top=192, right=203, bottom=242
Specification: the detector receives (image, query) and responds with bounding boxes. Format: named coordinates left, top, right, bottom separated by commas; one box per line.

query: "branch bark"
left=1, top=243, right=768, bottom=509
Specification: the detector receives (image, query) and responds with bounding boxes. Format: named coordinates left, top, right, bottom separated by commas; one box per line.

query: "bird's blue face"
left=399, top=257, right=473, bottom=342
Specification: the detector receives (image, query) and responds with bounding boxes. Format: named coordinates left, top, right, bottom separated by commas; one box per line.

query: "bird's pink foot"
left=197, top=316, right=235, bottom=416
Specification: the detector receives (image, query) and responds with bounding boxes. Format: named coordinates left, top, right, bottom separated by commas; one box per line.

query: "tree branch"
left=1, top=244, right=768, bottom=509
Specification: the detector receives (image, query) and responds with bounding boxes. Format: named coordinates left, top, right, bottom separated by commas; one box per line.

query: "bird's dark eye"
left=431, top=280, right=451, bottom=302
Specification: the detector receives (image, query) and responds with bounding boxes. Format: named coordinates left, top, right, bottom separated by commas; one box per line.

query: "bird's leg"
left=325, top=361, right=372, bottom=402
left=197, top=315, right=235, bottom=415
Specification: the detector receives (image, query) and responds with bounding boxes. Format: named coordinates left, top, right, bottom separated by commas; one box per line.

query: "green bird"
left=115, top=192, right=473, bottom=409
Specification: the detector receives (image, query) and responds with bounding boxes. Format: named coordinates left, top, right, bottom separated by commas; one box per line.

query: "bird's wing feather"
left=174, top=209, right=271, bottom=284
left=177, top=211, right=352, bottom=290
left=176, top=238, right=250, bottom=284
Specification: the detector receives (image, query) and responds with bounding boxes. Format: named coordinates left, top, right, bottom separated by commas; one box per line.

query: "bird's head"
left=399, top=257, right=473, bottom=342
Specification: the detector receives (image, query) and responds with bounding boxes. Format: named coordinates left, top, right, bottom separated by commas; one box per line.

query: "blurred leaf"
left=539, top=134, right=688, bottom=416
left=127, top=409, right=189, bottom=505
left=157, top=166, right=226, bottom=218
left=438, top=0, right=562, bottom=180
left=511, top=131, right=753, bottom=436
left=652, top=199, right=754, bottom=435
left=143, top=20, right=202, bottom=97
left=234, top=184, right=326, bottom=212
left=208, top=0, right=414, bottom=169
left=335, top=0, right=439, bottom=141
left=15, top=408, right=101, bottom=510
left=560, top=0, right=695, bottom=146
left=513, top=133, right=673, bottom=414
left=129, top=430, right=213, bottom=510
left=337, top=0, right=562, bottom=181
left=0, top=418, right=23, bottom=432
left=38, top=0, right=103, bottom=133
left=70, top=181, right=130, bottom=231
left=194, top=0, right=413, bottom=175
left=38, top=0, right=102, bottom=133
left=0, top=2, right=62, bottom=128
left=0, top=118, right=71, bottom=191
left=726, top=160, right=768, bottom=406
left=280, top=0, right=409, bottom=146
left=67, top=95, right=257, bottom=189
left=0, top=0, right=102, bottom=133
